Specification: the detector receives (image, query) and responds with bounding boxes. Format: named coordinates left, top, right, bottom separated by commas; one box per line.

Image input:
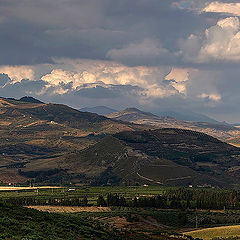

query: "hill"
left=0, top=98, right=146, bottom=183
left=0, top=98, right=240, bottom=187
left=19, top=96, right=44, bottom=104
left=60, top=128, right=240, bottom=188
left=107, top=108, right=240, bottom=142
left=80, top=106, right=117, bottom=115
left=153, top=109, right=220, bottom=124
left=0, top=203, right=128, bottom=240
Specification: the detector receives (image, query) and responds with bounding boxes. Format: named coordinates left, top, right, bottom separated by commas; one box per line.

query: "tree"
left=97, top=195, right=106, bottom=206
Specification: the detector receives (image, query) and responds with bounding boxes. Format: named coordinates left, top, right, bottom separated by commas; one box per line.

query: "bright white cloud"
left=40, top=59, right=177, bottom=99
left=165, top=68, right=190, bottom=83
left=180, top=17, right=240, bottom=62
left=203, top=2, right=240, bottom=16
left=165, top=68, right=198, bottom=95
left=199, top=93, right=221, bottom=102
left=0, top=65, right=34, bottom=83
left=41, top=69, right=96, bottom=89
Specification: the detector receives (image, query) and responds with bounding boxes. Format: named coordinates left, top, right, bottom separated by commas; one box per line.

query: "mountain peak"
left=19, top=96, right=44, bottom=104
left=79, top=106, right=117, bottom=116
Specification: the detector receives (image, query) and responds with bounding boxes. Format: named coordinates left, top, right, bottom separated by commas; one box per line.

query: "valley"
left=0, top=97, right=239, bottom=239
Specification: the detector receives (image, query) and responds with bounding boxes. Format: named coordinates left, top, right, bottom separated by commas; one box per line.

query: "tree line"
left=1, top=196, right=88, bottom=206
left=2, top=187, right=240, bottom=210
left=97, top=188, right=240, bottom=210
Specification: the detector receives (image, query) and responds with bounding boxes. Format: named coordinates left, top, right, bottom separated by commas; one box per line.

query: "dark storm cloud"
left=0, top=74, right=11, bottom=86
left=75, top=84, right=142, bottom=99
left=0, top=79, right=46, bottom=99
left=0, top=0, right=213, bottom=66
left=0, top=1, right=240, bottom=122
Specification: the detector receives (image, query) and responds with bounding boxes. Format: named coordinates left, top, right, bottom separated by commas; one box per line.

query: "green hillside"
left=53, top=129, right=240, bottom=187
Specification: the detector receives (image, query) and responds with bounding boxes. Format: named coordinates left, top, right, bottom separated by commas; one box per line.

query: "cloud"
left=164, top=68, right=198, bottom=95
left=180, top=17, right=240, bottom=63
left=39, top=58, right=180, bottom=99
left=106, top=39, right=171, bottom=66
left=0, top=79, right=46, bottom=99
left=0, top=16, right=6, bottom=24
left=0, top=65, right=34, bottom=82
left=203, top=2, right=240, bottom=16
left=0, top=74, right=11, bottom=87
left=0, top=58, right=239, bottom=121
left=41, top=69, right=93, bottom=89
left=199, top=93, right=221, bottom=102
left=75, top=84, right=141, bottom=99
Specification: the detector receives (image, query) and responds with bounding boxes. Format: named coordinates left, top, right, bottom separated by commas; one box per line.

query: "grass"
left=0, top=203, right=126, bottom=240
left=184, top=225, right=240, bottom=240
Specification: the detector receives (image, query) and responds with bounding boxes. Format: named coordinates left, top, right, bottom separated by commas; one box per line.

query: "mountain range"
left=107, top=108, right=240, bottom=143
left=0, top=97, right=239, bottom=187
left=81, top=106, right=221, bottom=124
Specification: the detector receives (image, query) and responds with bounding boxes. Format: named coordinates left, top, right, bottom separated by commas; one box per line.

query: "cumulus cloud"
left=180, top=17, right=240, bottom=62
left=106, top=39, right=171, bottom=66
left=0, top=58, right=238, bottom=120
left=0, top=65, right=34, bottom=82
left=41, top=69, right=94, bottom=90
left=39, top=59, right=179, bottom=100
left=172, top=0, right=205, bottom=11
left=165, top=68, right=197, bottom=95
left=199, top=93, right=221, bottom=102
left=0, top=74, right=11, bottom=87
left=203, top=2, right=240, bottom=16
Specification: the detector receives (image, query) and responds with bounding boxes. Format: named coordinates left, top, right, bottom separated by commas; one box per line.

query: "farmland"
left=184, top=225, right=240, bottom=240
left=1, top=186, right=240, bottom=239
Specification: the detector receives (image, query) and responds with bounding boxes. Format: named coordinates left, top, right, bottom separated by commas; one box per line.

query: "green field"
left=0, top=185, right=166, bottom=206
left=1, top=186, right=240, bottom=239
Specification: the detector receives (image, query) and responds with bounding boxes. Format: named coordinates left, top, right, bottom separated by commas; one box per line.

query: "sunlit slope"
left=184, top=225, right=240, bottom=240
left=0, top=98, right=146, bottom=183
left=108, top=108, right=240, bottom=141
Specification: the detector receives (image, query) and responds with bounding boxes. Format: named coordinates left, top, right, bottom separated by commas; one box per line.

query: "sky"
left=0, top=0, right=240, bottom=122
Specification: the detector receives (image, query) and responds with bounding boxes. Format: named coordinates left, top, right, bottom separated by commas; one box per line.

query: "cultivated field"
left=27, top=206, right=111, bottom=213
left=184, top=225, right=240, bottom=240
left=0, top=186, right=61, bottom=191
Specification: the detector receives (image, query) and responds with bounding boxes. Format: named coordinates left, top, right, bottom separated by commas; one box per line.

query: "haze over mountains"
left=0, top=96, right=239, bottom=188
left=80, top=106, right=117, bottom=115
left=80, top=106, right=220, bottom=124
left=81, top=106, right=240, bottom=143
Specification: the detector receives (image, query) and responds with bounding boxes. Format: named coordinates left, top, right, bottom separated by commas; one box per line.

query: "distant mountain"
left=4, top=96, right=44, bottom=104
left=108, top=107, right=158, bottom=121
left=107, top=108, right=240, bottom=141
left=19, top=96, right=44, bottom=104
left=80, top=106, right=117, bottom=116
left=153, top=110, right=220, bottom=124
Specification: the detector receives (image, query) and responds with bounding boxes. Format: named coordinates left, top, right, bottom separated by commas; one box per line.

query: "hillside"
left=0, top=98, right=146, bottom=183
left=107, top=108, right=240, bottom=142
left=0, top=98, right=240, bottom=187
left=59, top=128, right=240, bottom=188
left=0, top=203, right=128, bottom=240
